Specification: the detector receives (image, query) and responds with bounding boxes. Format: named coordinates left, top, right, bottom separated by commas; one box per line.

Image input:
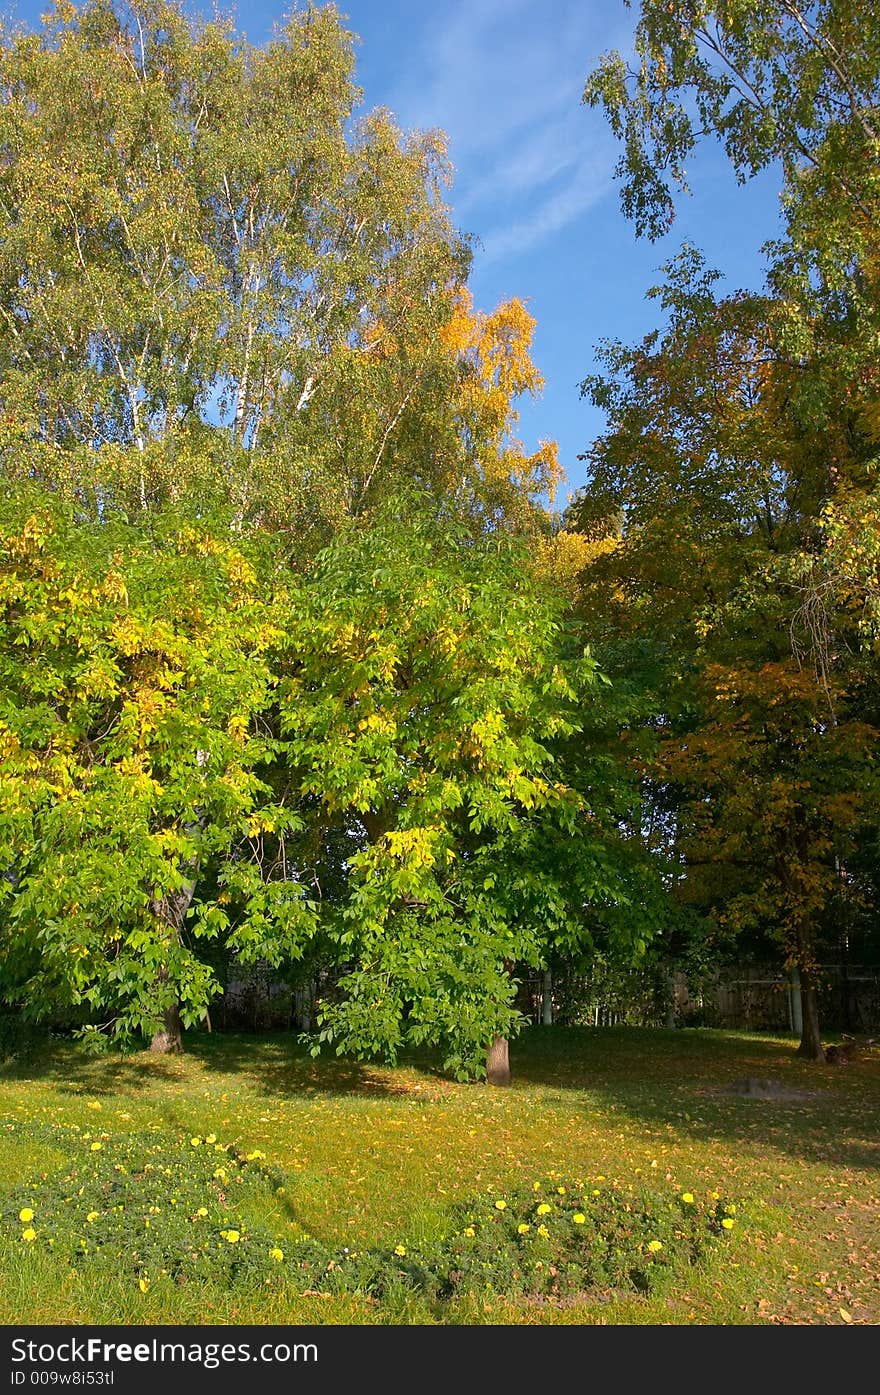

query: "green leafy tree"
left=276, top=504, right=657, bottom=1081
left=570, top=252, right=878, bottom=1057
left=0, top=493, right=316, bottom=1051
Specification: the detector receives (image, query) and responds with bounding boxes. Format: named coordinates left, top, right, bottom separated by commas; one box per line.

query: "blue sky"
left=9, top=0, right=785, bottom=505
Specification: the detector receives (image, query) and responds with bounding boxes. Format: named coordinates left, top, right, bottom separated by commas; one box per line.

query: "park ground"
left=0, top=1027, right=877, bottom=1325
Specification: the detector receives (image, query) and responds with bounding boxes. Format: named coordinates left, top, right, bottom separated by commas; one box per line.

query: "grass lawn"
left=0, top=1026, right=877, bottom=1325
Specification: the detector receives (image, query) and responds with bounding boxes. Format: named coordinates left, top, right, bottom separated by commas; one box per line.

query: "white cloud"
left=478, top=153, right=613, bottom=264
left=384, top=0, right=626, bottom=265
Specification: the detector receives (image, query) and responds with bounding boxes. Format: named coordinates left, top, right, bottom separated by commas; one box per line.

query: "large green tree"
left=570, top=251, right=878, bottom=1057
left=578, top=2, right=880, bottom=1055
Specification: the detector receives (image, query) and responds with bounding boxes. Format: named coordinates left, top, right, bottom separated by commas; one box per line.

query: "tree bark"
left=486, top=1034, right=511, bottom=1086
left=665, top=966, right=677, bottom=1030
left=150, top=1000, right=183, bottom=1054
left=796, top=965, right=825, bottom=1061
left=148, top=855, right=198, bottom=1054
left=789, top=966, right=803, bottom=1038
left=541, top=968, right=553, bottom=1026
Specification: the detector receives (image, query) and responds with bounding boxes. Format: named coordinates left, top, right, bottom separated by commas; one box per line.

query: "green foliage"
left=584, top=1, right=880, bottom=250
left=570, top=239, right=880, bottom=1047
left=0, top=494, right=317, bottom=1046
left=280, top=503, right=640, bottom=1079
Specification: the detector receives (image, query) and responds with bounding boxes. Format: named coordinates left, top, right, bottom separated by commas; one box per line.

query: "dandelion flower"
left=463, top=1227, right=475, bottom=1238
left=22, top=1228, right=36, bottom=1242
left=647, top=1240, right=663, bottom=1253
left=394, top=1245, right=406, bottom=1257
left=722, top=1218, right=735, bottom=1230
left=206, top=1134, right=217, bottom=1145
left=681, top=1193, right=695, bottom=1204
left=537, top=1225, right=549, bottom=1238
left=517, top=1223, right=530, bottom=1234
left=190, top=1137, right=202, bottom=1148
left=196, top=1207, right=208, bottom=1218
left=223, top=1230, right=240, bottom=1243
left=138, top=1279, right=149, bottom=1293
left=90, top=1143, right=103, bottom=1152
left=536, top=1203, right=551, bottom=1216
left=573, top=1213, right=586, bottom=1225
left=269, top=1247, right=284, bottom=1262
left=556, top=1186, right=566, bottom=1195
left=494, top=1200, right=507, bottom=1211
left=18, top=1208, right=34, bottom=1223
left=532, top=1182, right=541, bottom=1191
left=86, top=1212, right=99, bottom=1223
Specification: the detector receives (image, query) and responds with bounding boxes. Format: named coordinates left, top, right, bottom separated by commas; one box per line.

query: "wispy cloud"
left=385, top=0, right=625, bottom=266
left=479, top=154, right=613, bottom=264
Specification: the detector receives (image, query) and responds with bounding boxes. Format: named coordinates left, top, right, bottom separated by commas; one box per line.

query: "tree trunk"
left=796, top=966, right=825, bottom=1061
left=789, top=966, right=803, bottom=1038
left=486, top=1034, right=511, bottom=1086
left=665, top=966, right=677, bottom=1030
left=149, top=853, right=199, bottom=1054
left=541, top=968, right=553, bottom=1026
left=150, top=1001, right=183, bottom=1054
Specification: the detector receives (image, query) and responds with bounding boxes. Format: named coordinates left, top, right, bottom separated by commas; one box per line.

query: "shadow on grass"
left=0, top=1030, right=408, bottom=1102
left=505, top=1026, right=880, bottom=1175
left=4, top=1025, right=879, bottom=1174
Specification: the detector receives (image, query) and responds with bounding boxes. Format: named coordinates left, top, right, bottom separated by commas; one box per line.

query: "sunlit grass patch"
left=0, top=1027, right=877, bottom=1324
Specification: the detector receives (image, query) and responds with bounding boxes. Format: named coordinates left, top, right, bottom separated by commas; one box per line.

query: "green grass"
left=0, top=1026, right=877, bottom=1325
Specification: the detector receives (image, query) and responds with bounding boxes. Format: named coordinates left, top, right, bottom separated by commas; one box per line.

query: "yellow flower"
left=86, top=1211, right=99, bottom=1223
left=22, top=1228, right=36, bottom=1242
left=269, top=1247, right=284, bottom=1262
left=18, top=1208, right=34, bottom=1223
left=681, top=1192, right=695, bottom=1204
left=190, top=1137, right=202, bottom=1148
left=592, top=1189, right=600, bottom=1196
left=90, top=1143, right=103, bottom=1152
left=556, top=1186, right=566, bottom=1195
left=223, top=1230, right=240, bottom=1243
left=536, top=1203, right=551, bottom=1215
left=463, top=1227, right=475, bottom=1238
left=87, top=1101, right=102, bottom=1111
left=394, top=1245, right=406, bottom=1257
left=213, top=1168, right=227, bottom=1180
left=725, top=1204, right=736, bottom=1215
left=196, top=1207, right=208, bottom=1218
left=532, top=1181, right=541, bottom=1191
left=517, top=1223, right=530, bottom=1234
left=573, top=1213, right=586, bottom=1225
left=494, top=1200, right=507, bottom=1211
left=595, top=1175, right=605, bottom=1182
left=138, top=1279, right=149, bottom=1293
left=206, top=1134, right=217, bottom=1145
left=537, top=1225, right=549, bottom=1238
left=721, top=1218, right=735, bottom=1230
left=647, top=1240, right=663, bottom=1253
